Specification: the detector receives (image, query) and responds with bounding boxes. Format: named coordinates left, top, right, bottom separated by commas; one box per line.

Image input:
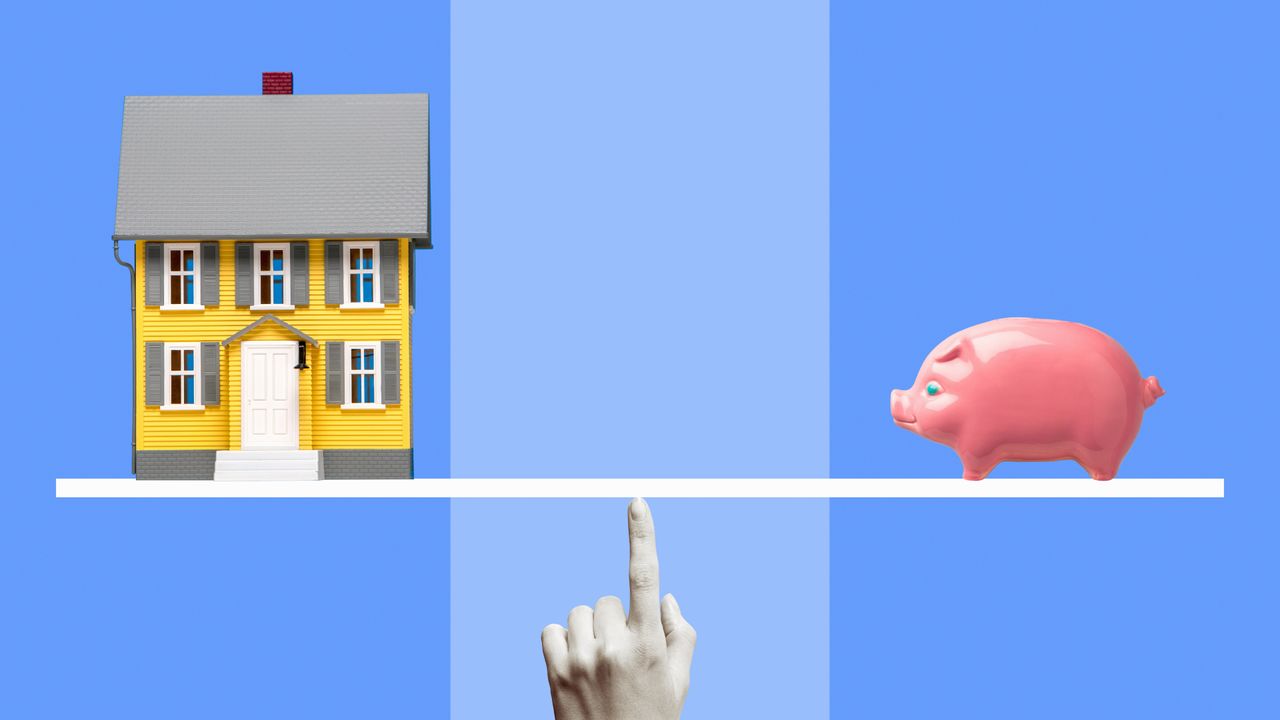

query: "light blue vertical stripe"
left=450, top=2, right=830, bottom=718
left=451, top=0, right=830, bottom=478
left=452, top=499, right=829, bottom=719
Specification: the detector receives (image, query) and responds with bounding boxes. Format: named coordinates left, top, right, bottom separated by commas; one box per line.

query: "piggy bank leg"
left=1076, top=453, right=1118, bottom=482
left=957, top=451, right=997, bottom=481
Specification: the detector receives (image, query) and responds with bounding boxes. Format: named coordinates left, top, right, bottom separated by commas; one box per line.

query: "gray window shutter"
left=201, top=342, right=220, bottom=406
left=326, top=342, right=344, bottom=404
left=325, top=241, right=342, bottom=305
left=200, top=242, right=219, bottom=307
left=145, top=342, right=164, bottom=405
left=381, top=340, right=400, bottom=404
left=235, top=242, right=253, bottom=307
left=290, top=242, right=309, bottom=306
left=380, top=239, right=399, bottom=303
left=144, top=243, right=163, bottom=306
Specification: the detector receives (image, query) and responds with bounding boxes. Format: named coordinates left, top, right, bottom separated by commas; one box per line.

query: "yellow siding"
left=136, top=239, right=414, bottom=451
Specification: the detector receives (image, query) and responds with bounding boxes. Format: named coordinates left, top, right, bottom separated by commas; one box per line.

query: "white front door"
left=241, top=341, right=299, bottom=450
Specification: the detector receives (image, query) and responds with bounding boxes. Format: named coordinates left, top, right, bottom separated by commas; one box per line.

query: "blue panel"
left=361, top=275, right=373, bottom=303
left=453, top=500, right=829, bottom=719
left=184, top=375, right=194, bottom=404
left=830, top=1, right=1279, bottom=717
left=451, top=0, right=829, bottom=477
left=5, top=500, right=452, bottom=719
left=183, top=351, right=193, bottom=371
left=364, top=375, right=375, bottom=405
left=272, top=277, right=283, bottom=305
left=3, top=0, right=453, bottom=716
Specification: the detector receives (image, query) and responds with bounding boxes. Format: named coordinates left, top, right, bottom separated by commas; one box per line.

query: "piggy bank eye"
left=926, top=381, right=942, bottom=396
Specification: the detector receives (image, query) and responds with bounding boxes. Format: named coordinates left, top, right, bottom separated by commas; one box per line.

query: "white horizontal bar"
left=56, top=477, right=1224, bottom=499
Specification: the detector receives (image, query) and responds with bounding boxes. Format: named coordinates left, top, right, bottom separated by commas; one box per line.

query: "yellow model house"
left=113, top=73, right=429, bottom=480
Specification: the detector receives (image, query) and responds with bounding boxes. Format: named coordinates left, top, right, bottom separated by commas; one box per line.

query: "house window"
left=164, top=244, right=200, bottom=307
left=253, top=244, right=291, bottom=308
left=343, top=241, right=380, bottom=306
left=165, top=343, right=201, bottom=407
left=346, top=342, right=380, bottom=406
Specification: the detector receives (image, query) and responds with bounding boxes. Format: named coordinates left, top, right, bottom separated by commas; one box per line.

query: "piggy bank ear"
left=934, top=337, right=971, bottom=363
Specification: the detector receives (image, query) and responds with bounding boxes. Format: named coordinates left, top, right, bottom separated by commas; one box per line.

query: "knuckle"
left=629, top=564, right=658, bottom=591
left=631, top=635, right=664, bottom=664
left=599, top=643, right=629, bottom=668
left=568, top=649, right=596, bottom=676
left=547, top=663, right=572, bottom=685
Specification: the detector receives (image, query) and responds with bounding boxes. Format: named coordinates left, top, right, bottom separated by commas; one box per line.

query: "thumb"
left=661, top=594, right=696, bottom=692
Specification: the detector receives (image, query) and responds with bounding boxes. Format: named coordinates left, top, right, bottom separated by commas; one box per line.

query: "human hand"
left=541, top=498, right=697, bottom=720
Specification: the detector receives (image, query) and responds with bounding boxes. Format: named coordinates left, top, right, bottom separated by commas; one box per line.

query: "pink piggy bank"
left=890, top=318, right=1164, bottom=480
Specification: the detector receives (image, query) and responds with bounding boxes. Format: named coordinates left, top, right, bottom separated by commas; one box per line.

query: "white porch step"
left=218, top=450, right=318, bottom=461
left=215, top=450, right=321, bottom=481
left=215, top=469, right=320, bottom=482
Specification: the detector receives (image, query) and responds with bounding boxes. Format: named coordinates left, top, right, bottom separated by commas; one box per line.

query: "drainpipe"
left=113, top=240, right=137, bottom=474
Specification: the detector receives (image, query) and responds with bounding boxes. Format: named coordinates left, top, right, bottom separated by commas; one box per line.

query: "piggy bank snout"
left=890, top=389, right=916, bottom=424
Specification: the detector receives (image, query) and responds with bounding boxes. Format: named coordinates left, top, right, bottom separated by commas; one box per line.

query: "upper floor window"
left=343, top=241, right=381, bottom=306
left=254, top=244, right=291, bottom=308
left=164, top=244, right=200, bottom=307
left=164, top=343, right=201, bottom=408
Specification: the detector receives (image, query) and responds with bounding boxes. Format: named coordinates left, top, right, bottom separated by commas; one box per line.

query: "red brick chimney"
left=262, top=72, right=293, bottom=95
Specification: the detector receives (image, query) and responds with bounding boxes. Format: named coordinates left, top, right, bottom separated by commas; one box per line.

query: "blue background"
left=1, top=1, right=452, bottom=717
left=451, top=499, right=829, bottom=719
left=4, top=1, right=1272, bottom=718
left=831, top=1, right=1277, bottom=717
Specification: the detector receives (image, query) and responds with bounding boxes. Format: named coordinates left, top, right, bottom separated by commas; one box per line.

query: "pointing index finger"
left=627, top=497, right=661, bottom=633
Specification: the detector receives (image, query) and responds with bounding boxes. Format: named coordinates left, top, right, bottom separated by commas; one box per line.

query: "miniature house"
left=113, top=73, right=429, bottom=480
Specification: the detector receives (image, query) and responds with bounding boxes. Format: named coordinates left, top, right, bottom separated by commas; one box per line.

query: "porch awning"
left=222, top=314, right=318, bottom=347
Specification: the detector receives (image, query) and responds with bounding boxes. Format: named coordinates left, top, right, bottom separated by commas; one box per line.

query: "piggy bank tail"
left=1142, top=376, right=1165, bottom=408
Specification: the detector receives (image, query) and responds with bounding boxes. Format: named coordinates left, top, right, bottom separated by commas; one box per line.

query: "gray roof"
left=114, top=93, right=429, bottom=245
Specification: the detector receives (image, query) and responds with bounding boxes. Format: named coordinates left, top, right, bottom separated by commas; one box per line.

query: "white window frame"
left=251, top=242, right=294, bottom=310
left=162, top=342, right=202, bottom=410
left=161, top=243, right=201, bottom=309
left=341, top=241, right=383, bottom=308
left=342, top=341, right=384, bottom=409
